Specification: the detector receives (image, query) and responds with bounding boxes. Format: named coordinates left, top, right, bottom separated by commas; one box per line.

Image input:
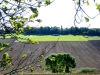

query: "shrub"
left=45, top=53, right=76, bottom=73
left=78, top=67, right=98, bottom=73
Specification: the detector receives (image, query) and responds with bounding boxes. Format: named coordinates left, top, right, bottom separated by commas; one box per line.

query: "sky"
left=29, top=0, right=100, bottom=28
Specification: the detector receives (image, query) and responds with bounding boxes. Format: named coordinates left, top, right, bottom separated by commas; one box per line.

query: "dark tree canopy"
left=45, top=53, right=76, bottom=73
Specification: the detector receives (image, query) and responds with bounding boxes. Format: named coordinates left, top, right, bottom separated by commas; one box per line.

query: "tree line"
left=23, top=26, right=100, bottom=36
left=0, top=26, right=100, bottom=36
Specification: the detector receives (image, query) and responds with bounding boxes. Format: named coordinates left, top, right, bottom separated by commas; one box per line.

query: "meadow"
left=0, top=34, right=100, bottom=42
left=18, top=35, right=88, bottom=41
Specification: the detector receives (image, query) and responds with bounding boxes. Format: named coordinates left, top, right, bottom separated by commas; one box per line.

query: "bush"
left=78, top=67, right=98, bottom=73
left=45, top=53, right=76, bottom=73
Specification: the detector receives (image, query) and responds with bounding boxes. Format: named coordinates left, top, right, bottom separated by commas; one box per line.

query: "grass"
left=17, top=35, right=88, bottom=42
left=25, top=73, right=100, bottom=75
left=1, top=34, right=100, bottom=41
left=87, top=36, right=100, bottom=40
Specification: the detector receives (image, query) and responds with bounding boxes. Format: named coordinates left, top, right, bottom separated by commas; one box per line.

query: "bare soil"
left=0, top=39, right=100, bottom=73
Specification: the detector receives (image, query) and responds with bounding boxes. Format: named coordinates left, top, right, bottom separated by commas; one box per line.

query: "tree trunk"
left=52, top=68, right=57, bottom=73
left=65, top=66, right=69, bottom=73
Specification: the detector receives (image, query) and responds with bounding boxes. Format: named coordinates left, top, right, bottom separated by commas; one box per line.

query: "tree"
left=45, top=53, right=76, bottom=73
left=0, top=0, right=54, bottom=74
left=73, top=0, right=100, bottom=36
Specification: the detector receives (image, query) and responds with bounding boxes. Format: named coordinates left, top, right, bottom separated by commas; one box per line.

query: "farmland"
left=0, top=38, right=100, bottom=73
left=1, top=34, right=100, bottom=41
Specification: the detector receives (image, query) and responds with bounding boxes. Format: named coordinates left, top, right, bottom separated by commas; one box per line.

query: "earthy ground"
left=0, top=39, right=100, bottom=73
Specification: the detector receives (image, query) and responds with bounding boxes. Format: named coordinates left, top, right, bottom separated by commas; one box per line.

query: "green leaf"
left=33, top=13, right=38, bottom=18
left=38, top=3, right=41, bottom=7
left=84, top=17, right=89, bottom=22
left=29, top=14, right=34, bottom=19
left=2, top=6, right=7, bottom=13
left=50, top=57, right=55, bottom=61
left=27, top=25, right=31, bottom=30
left=10, top=22, right=15, bottom=26
left=3, top=43, right=10, bottom=47
left=14, top=8, right=17, bottom=11
left=20, top=28, right=25, bottom=32
left=20, top=71, right=24, bottom=74
left=16, top=22, right=23, bottom=28
left=4, top=0, right=8, bottom=4
left=29, top=7, right=38, bottom=13
left=0, top=47, right=5, bottom=51
left=29, top=7, right=38, bottom=18
left=87, top=1, right=89, bottom=6
left=22, top=54, right=27, bottom=58
left=38, top=58, right=43, bottom=62
left=2, top=52, right=9, bottom=60
left=35, top=19, right=42, bottom=23
left=30, top=67, right=34, bottom=72
left=76, top=2, right=79, bottom=5
left=96, top=3, right=100, bottom=11
left=15, top=31, right=20, bottom=35
left=45, top=0, right=51, bottom=5
left=40, top=66, right=44, bottom=70
left=41, top=54, right=44, bottom=58
left=27, top=38, right=31, bottom=43
left=96, top=3, right=100, bottom=7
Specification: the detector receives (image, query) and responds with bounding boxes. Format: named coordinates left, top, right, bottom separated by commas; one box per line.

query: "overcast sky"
left=29, top=0, right=100, bottom=28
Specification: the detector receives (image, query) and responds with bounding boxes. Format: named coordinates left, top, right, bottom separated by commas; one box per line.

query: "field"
left=1, top=34, right=100, bottom=41
left=88, top=36, right=100, bottom=40
left=0, top=38, right=100, bottom=74
left=0, top=35, right=100, bottom=74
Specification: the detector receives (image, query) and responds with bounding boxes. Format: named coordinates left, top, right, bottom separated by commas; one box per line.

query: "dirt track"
left=0, top=39, right=100, bottom=73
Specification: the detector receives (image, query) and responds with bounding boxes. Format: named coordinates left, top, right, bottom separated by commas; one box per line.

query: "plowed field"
left=0, top=39, right=100, bottom=73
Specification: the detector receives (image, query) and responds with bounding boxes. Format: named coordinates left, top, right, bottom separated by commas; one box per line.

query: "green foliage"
left=4, top=0, right=8, bottom=5
left=36, top=19, right=42, bottom=23
left=29, top=7, right=39, bottom=18
left=45, top=53, right=76, bottom=73
left=30, top=66, right=34, bottom=72
left=74, top=0, right=90, bottom=5
left=38, top=2, right=41, bottom=7
left=0, top=0, right=52, bottom=74
left=0, top=47, right=5, bottom=51
left=27, top=38, right=39, bottom=44
left=45, top=0, right=51, bottom=5
left=96, top=3, right=100, bottom=11
left=40, top=66, right=45, bottom=70
left=78, top=67, right=98, bottom=73
left=22, top=53, right=27, bottom=58
left=87, top=1, right=89, bottom=6
left=2, top=43, right=9, bottom=47
left=0, top=52, right=12, bottom=68
left=84, top=17, right=89, bottom=22
left=76, top=2, right=79, bottom=5
left=27, top=25, right=31, bottom=30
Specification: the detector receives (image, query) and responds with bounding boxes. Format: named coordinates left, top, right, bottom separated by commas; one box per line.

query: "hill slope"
left=0, top=39, right=100, bottom=73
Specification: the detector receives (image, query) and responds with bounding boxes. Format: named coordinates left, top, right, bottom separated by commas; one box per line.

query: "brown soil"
left=0, top=39, right=100, bottom=73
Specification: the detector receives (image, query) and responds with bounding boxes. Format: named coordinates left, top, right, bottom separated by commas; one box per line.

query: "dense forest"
left=23, top=26, right=100, bottom=36
left=0, top=26, right=100, bottom=36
